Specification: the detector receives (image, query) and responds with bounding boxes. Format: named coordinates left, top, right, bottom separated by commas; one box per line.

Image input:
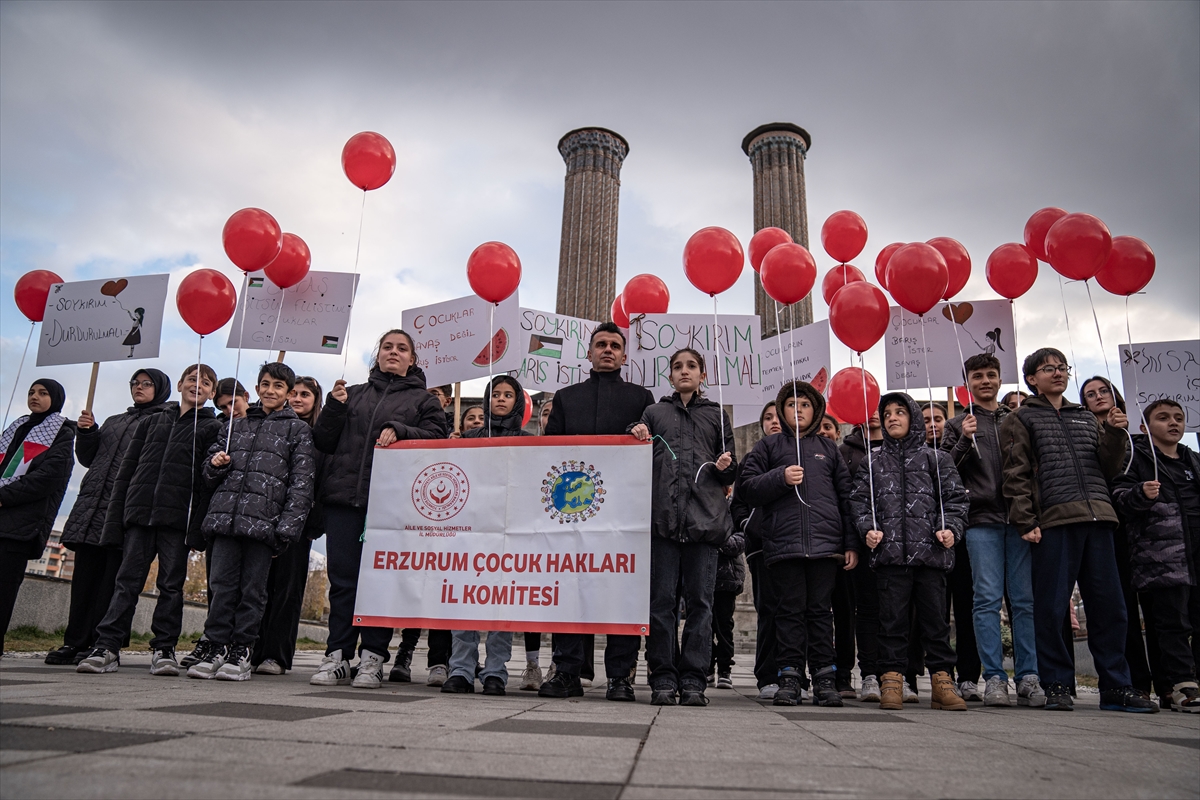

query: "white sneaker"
left=1017, top=674, right=1047, bottom=708
left=427, top=664, right=449, bottom=687
left=580, top=678, right=593, bottom=688
left=757, top=684, right=779, bottom=700
left=545, top=662, right=557, bottom=683
left=351, top=650, right=386, bottom=689
left=519, top=663, right=543, bottom=691
left=215, top=645, right=252, bottom=681
left=310, top=652, right=352, bottom=686
left=800, top=687, right=810, bottom=703
left=859, top=675, right=882, bottom=702
left=186, top=644, right=227, bottom=680
left=149, top=648, right=180, bottom=676
left=959, top=679, right=982, bottom=701
left=76, top=648, right=119, bottom=674
left=902, top=682, right=919, bottom=703
left=984, top=675, right=1012, bottom=707
left=255, top=659, right=284, bottom=675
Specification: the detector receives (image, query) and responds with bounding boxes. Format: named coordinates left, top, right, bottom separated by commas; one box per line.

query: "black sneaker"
left=44, top=645, right=80, bottom=665
left=180, top=637, right=214, bottom=669
left=538, top=670, right=584, bottom=698
left=441, top=675, right=474, bottom=693
left=1100, top=685, right=1160, bottom=713
left=1045, top=682, right=1074, bottom=711
left=481, top=676, right=506, bottom=696
left=606, top=676, right=636, bottom=702
left=773, top=669, right=804, bottom=706
left=813, top=667, right=844, bottom=707
left=651, top=686, right=677, bottom=705
left=389, top=647, right=414, bottom=683
left=835, top=673, right=856, bottom=699
left=679, top=687, right=708, bottom=707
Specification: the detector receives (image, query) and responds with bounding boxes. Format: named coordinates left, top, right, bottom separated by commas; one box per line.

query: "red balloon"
left=1023, top=207, right=1068, bottom=262
left=821, top=210, right=868, bottom=264
left=821, top=264, right=865, bottom=306
left=748, top=227, right=793, bottom=272
left=223, top=208, right=282, bottom=273
left=623, top=274, right=670, bottom=315
left=826, top=367, right=881, bottom=426
left=264, top=233, right=311, bottom=289
left=342, top=131, right=396, bottom=191
left=683, top=227, right=744, bottom=295
left=14, top=270, right=63, bottom=322
left=955, top=386, right=973, bottom=409
left=611, top=294, right=630, bottom=328
left=177, top=269, right=237, bottom=336
left=927, top=237, right=971, bottom=300
left=759, top=243, right=817, bottom=306
left=985, top=243, right=1039, bottom=299
left=466, top=242, right=522, bottom=304
left=1045, top=213, right=1112, bottom=281
left=522, top=391, right=533, bottom=428
left=829, top=282, right=889, bottom=354
left=1095, top=236, right=1155, bottom=296
left=874, top=242, right=903, bottom=289
left=886, top=242, right=948, bottom=316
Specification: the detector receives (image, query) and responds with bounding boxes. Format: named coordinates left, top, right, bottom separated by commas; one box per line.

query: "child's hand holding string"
left=716, top=451, right=732, bottom=470
left=866, top=530, right=883, bottom=549
left=935, top=529, right=955, bottom=548
left=211, top=451, right=231, bottom=468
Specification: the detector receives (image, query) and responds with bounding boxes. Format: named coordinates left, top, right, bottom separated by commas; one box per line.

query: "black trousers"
left=63, top=544, right=122, bottom=651
left=553, top=632, right=639, bottom=679
left=204, top=537, right=273, bottom=646
left=252, top=538, right=312, bottom=669
left=876, top=565, right=957, bottom=676
left=748, top=555, right=779, bottom=688
left=94, top=525, right=188, bottom=652
left=853, top=563, right=879, bottom=679
left=710, top=590, right=738, bottom=674
left=0, top=541, right=30, bottom=653
left=832, top=568, right=856, bottom=679
left=1147, top=584, right=1200, bottom=687
left=325, top=506, right=392, bottom=662
left=1115, top=527, right=1164, bottom=694
left=524, top=632, right=542, bottom=653
left=947, top=540, right=981, bottom=683
left=770, top=557, right=838, bottom=679
left=399, top=628, right=452, bottom=667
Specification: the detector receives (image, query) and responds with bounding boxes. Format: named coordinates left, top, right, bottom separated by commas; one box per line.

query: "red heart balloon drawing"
left=101, top=279, right=129, bottom=297
left=942, top=302, right=973, bottom=324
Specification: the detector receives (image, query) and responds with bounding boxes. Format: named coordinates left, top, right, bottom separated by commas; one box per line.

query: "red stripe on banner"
left=384, top=435, right=647, bottom=450
left=354, top=616, right=649, bottom=636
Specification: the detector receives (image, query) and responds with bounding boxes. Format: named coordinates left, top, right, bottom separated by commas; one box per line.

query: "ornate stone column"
left=555, top=127, right=629, bottom=322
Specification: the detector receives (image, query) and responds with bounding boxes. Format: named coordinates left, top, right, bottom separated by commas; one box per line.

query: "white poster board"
left=403, top=293, right=522, bottom=386
left=624, top=313, right=763, bottom=404
left=506, top=308, right=601, bottom=393
left=1119, top=340, right=1200, bottom=431
left=36, top=275, right=170, bottom=366
left=354, top=436, right=651, bottom=634
left=760, top=319, right=832, bottom=401
left=884, top=300, right=1017, bottom=390
left=226, top=271, right=359, bottom=355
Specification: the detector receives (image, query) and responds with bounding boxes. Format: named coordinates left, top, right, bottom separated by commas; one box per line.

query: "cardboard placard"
left=759, top=319, right=832, bottom=401
left=36, top=275, right=170, bottom=366
left=506, top=308, right=602, bottom=393
left=884, top=300, right=1017, bottom=390
left=1119, top=339, right=1200, bottom=431
left=226, top=271, right=359, bottom=355
left=403, top=293, right=522, bottom=386
left=624, top=313, right=763, bottom=404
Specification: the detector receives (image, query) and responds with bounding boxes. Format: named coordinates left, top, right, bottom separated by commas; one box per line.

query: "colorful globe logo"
left=541, top=461, right=604, bottom=523
left=551, top=471, right=595, bottom=515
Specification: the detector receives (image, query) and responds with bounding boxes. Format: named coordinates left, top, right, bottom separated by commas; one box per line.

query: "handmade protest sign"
left=624, top=313, right=763, bottom=404
left=403, top=293, right=522, bottom=386
left=506, top=308, right=601, bottom=393
left=883, top=300, right=1017, bottom=390
left=226, top=271, right=358, bottom=355
left=36, top=275, right=170, bottom=366
left=760, top=319, right=831, bottom=402
left=354, top=436, right=651, bottom=634
left=1119, top=339, right=1200, bottom=432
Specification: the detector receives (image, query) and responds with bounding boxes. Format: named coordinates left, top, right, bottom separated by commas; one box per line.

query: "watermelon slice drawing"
left=473, top=327, right=509, bottom=367
left=810, top=367, right=828, bottom=394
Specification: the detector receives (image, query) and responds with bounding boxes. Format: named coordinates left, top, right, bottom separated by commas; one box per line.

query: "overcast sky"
left=2, top=1, right=1197, bottom=529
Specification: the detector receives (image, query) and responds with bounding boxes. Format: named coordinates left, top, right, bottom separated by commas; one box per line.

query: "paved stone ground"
left=1, top=648, right=1197, bottom=799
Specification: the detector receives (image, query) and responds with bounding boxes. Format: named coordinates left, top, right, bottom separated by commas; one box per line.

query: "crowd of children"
left=0, top=325, right=1196, bottom=715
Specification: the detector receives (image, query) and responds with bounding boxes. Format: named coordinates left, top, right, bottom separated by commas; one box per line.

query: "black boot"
left=813, top=666, right=844, bottom=707
left=773, top=668, right=803, bottom=707
left=538, top=669, right=584, bottom=698
left=389, top=647, right=414, bottom=683
left=45, top=645, right=80, bottom=665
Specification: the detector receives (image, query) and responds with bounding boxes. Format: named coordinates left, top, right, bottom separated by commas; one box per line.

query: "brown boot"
left=931, top=671, right=967, bottom=711
left=879, top=671, right=904, bottom=710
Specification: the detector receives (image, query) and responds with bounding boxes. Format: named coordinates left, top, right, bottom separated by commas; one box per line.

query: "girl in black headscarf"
left=46, top=369, right=172, bottom=664
left=0, top=379, right=76, bottom=653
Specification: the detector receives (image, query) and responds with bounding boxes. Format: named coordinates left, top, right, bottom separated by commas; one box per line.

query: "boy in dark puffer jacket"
left=739, top=380, right=857, bottom=707
left=1112, top=399, right=1200, bottom=710
left=188, top=362, right=316, bottom=681
left=708, top=524, right=745, bottom=690
left=849, top=392, right=969, bottom=711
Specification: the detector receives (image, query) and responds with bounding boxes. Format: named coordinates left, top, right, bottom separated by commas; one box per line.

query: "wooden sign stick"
left=85, top=362, right=100, bottom=412
left=276, top=350, right=286, bottom=363
left=454, top=382, right=462, bottom=433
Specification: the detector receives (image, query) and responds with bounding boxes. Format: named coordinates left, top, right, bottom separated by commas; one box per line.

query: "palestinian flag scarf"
left=0, top=412, right=66, bottom=487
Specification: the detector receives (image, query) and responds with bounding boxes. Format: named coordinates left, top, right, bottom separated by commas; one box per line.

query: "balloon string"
left=785, top=319, right=810, bottom=507
left=341, top=190, right=368, bottom=381
left=1010, top=299, right=1023, bottom=408
left=948, top=316, right=980, bottom=455
left=487, top=302, right=494, bottom=439
left=712, top=295, right=726, bottom=457
left=1084, top=279, right=1134, bottom=470
left=1057, top=274, right=1081, bottom=397
left=228, top=278, right=249, bottom=447
left=900, top=314, right=909, bottom=393
left=858, top=352, right=878, bottom=531
left=2, top=321, right=34, bottom=431
left=269, top=286, right=286, bottom=356
left=1125, top=296, right=1157, bottom=482
left=185, top=334, right=204, bottom=545
left=920, top=317, right=947, bottom=533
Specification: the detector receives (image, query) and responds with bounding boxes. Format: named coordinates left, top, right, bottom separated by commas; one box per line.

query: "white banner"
left=36, top=275, right=170, bottom=366
left=624, top=313, right=763, bottom=404
left=759, top=319, right=831, bottom=402
left=227, top=271, right=359, bottom=355
left=1119, top=339, right=1200, bottom=432
left=354, top=436, right=651, bottom=634
left=506, top=308, right=601, bottom=393
left=403, top=293, right=522, bottom=386
left=884, top=300, right=1017, bottom=390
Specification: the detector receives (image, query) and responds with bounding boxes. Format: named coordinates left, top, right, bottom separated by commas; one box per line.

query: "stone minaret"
left=742, top=123, right=813, bottom=338
left=555, top=127, right=629, bottom=321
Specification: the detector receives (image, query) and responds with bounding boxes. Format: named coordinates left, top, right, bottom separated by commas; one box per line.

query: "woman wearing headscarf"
left=45, top=369, right=172, bottom=665
left=0, top=379, right=76, bottom=653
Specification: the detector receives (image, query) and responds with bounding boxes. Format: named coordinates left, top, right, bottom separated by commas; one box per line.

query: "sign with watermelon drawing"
left=623, top=313, right=764, bottom=405
left=759, top=319, right=832, bottom=404
left=227, top=270, right=359, bottom=355
left=507, top=308, right=602, bottom=393
left=36, top=274, right=170, bottom=366
left=403, top=293, right=522, bottom=386
left=883, top=299, right=1016, bottom=390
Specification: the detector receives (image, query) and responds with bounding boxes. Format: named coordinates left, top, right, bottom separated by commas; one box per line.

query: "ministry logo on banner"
left=411, top=462, right=470, bottom=521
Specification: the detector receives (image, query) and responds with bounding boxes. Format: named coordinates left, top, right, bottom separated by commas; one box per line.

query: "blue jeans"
left=965, top=524, right=1037, bottom=680
left=450, top=630, right=513, bottom=685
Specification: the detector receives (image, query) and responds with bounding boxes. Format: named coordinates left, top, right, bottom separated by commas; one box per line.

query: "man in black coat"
left=539, top=322, right=654, bottom=701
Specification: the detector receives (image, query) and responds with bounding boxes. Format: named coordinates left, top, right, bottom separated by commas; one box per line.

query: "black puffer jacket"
left=202, top=405, right=316, bottom=552
left=1112, top=440, right=1200, bottom=590
left=739, top=382, right=856, bottom=565
left=0, top=419, right=76, bottom=559
left=313, top=367, right=447, bottom=508
left=849, top=393, right=969, bottom=571
left=730, top=481, right=765, bottom=562
left=101, top=404, right=222, bottom=547
left=940, top=405, right=1009, bottom=527
left=716, top=527, right=746, bottom=593
left=545, top=369, right=654, bottom=436
left=463, top=376, right=533, bottom=439
left=839, top=425, right=882, bottom=480
left=635, top=393, right=736, bottom=545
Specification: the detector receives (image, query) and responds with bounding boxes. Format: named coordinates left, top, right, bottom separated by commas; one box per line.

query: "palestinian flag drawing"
left=321, top=336, right=339, bottom=349
left=528, top=334, right=563, bottom=359
left=0, top=413, right=66, bottom=487
left=249, top=277, right=265, bottom=288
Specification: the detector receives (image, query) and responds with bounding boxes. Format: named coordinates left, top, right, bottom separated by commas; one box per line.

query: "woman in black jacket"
left=0, top=379, right=75, bottom=653
left=309, top=329, right=448, bottom=689
left=46, top=369, right=171, bottom=665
